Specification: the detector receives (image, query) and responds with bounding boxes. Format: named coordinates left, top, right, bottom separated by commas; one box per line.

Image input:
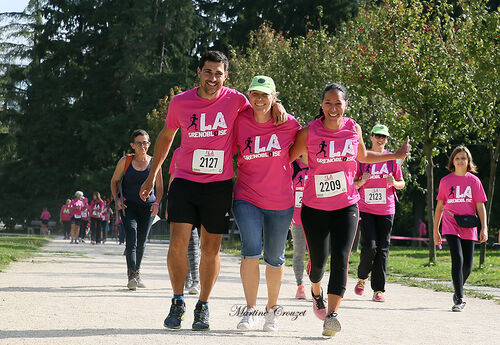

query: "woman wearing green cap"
left=232, top=75, right=301, bottom=332
left=353, top=124, right=406, bottom=302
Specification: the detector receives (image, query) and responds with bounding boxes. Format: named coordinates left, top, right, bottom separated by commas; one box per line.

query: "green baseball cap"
left=371, top=124, right=390, bottom=137
left=247, top=75, right=276, bottom=94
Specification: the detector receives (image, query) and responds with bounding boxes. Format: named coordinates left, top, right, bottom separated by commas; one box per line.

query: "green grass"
left=221, top=239, right=500, bottom=299
left=0, top=236, right=51, bottom=271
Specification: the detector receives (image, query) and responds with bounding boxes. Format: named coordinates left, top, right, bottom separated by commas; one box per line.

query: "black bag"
left=446, top=210, right=480, bottom=228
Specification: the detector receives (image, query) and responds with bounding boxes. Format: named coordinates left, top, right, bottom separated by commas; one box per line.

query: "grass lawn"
left=0, top=236, right=50, bottom=271
left=221, top=239, right=500, bottom=298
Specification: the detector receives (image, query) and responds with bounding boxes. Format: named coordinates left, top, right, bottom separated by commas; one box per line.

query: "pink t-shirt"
left=41, top=210, right=51, bottom=220
left=436, top=172, right=487, bottom=241
left=233, top=111, right=300, bottom=210
left=356, top=153, right=403, bottom=215
left=292, top=159, right=309, bottom=225
left=303, top=116, right=360, bottom=211
left=90, top=200, right=105, bottom=219
left=165, top=86, right=250, bottom=183
left=60, top=205, right=72, bottom=222
left=70, top=199, right=85, bottom=218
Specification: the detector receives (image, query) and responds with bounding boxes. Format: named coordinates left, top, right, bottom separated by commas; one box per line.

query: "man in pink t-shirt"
left=138, top=51, right=287, bottom=331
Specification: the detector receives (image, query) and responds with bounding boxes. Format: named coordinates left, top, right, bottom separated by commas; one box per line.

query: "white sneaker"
left=237, top=307, right=258, bottom=330
left=263, top=307, right=278, bottom=332
left=188, top=283, right=200, bottom=295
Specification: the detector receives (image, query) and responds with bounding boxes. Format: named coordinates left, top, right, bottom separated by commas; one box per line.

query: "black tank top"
left=122, top=158, right=156, bottom=205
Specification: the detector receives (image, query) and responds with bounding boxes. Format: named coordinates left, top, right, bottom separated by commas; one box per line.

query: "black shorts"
left=167, top=178, right=233, bottom=234
left=41, top=219, right=49, bottom=225
left=71, top=217, right=81, bottom=226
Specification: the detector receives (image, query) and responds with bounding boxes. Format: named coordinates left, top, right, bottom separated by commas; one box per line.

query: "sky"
left=0, top=0, right=30, bottom=13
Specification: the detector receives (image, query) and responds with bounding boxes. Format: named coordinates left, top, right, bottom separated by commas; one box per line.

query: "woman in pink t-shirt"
left=353, top=124, right=406, bottom=302
left=433, top=145, right=488, bottom=312
left=60, top=199, right=72, bottom=239
left=232, top=76, right=300, bottom=332
left=69, top=191, right=85, bottom=244
left=90, top=192, right=105, bottom=244
left=290, top=83, right=410, bottom=337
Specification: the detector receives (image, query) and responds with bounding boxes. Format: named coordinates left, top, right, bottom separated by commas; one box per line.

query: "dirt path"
left=0, top=238, right=498, bottom=345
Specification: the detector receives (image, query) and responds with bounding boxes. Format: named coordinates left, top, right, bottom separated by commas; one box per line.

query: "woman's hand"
left=394, top=136, right=411, bottom=159
left=479, top=227, right=488, bottom=243
left=116, top=199, right=126, bottom=211
left=433, top=229, right=442, bottom=246
left=150, top=203, right=159, bottom=217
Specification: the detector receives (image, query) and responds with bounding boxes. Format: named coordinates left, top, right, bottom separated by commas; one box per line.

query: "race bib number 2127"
left=192, top=149, right=224, bottom=174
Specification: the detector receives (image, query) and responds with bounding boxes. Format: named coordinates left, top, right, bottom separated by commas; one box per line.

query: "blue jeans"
left=233, top=200, right=293, bottom=268
left=122, top=202, right=154, bottom=271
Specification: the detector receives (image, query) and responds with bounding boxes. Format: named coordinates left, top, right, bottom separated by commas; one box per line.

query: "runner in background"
left=111, top=129, right=162, bottom=290
left=232, top=76, right=300, bottom=332
left=433, top=145, right=488, bottom=312
left=90, top=192, right=105, bottom=244
left=290, top=158, right=309, bottom=299
left=290, top=83, right=410, bottom=337
left=69, top=191, right=85, bottom=244
left=80, top=198, right=89, bottom=243
left=40, top=208, right=51, bottom=235
left=60, top=199, right=72, bottom=239
left=353, top=124, right=406, bottom=302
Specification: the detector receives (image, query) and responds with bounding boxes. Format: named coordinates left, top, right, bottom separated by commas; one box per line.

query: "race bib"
left=192, top=149, right=224, bottom=174
left=314, top=172, right=347, bottom=198
left=73, top=214, right=82, bottom=219
left=364, top=188, right=387, bottom=204
left=92, top=210, right=100, bottom=216
left=295, top=191, right=303, bottom=208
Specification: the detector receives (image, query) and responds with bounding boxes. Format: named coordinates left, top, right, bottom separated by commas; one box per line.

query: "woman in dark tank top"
left=110, top=129, right=164, bottom=290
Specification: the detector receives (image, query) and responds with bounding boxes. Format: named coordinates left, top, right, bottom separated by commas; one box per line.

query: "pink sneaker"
left=373, top=291, right=385, bottom=302
left=295, top=284, right=306, bottom=299
left=311, top=288, right=327, bottom=320
left=354, top=279, right=366, bottom=296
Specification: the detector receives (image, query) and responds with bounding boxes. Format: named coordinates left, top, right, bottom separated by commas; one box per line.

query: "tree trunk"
left=480, top=134, right=500, bottom=266
left=424, top=140, right=436, bottom=263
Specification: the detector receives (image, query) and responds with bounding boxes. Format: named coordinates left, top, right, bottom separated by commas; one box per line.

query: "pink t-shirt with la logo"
left=70, top=199, right=85, bottom=217
left=303, top=116, right=360, bottom=211
left=436, top=172, right=487, bottom=240
left=233, top=111, right=301, bottom=210
left=90, top=200, right=105, bottom=219
left=356, top=153, right=403, bottom=215
left=166, top=86, right=250, bottom=183
left=292, top=159, right=309, bottom=225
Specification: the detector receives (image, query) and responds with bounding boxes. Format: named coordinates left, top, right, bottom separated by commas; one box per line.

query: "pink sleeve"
left=473, top=177, right=487, bottom=203
left=165, top=97, right=180, bottom=130
left=355, top=161, right=362, bottom=179
left=436, top=179, right=446, bottom=201
left=394, top=162, right=403, bottom=179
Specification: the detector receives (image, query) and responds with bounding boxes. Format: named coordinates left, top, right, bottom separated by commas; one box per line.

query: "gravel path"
left=0, top=238, right=498, bottom=345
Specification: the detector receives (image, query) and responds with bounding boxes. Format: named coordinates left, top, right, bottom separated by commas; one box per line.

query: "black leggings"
left=445, top=235, right=474, bottom=299
left=301, top=203, right=359, bottom=297
left=357, top=212, right=394, bottom=292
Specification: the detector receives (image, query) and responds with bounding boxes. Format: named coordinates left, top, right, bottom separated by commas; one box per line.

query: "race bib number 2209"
left=314, top=172, right=347, bottom=198
left=192, top=149, right=224, bottom=174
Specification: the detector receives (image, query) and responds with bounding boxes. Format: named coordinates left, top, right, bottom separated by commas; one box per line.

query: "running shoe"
left=311, top=288, right=327, bottom=320
left=263, top=307, right=279, bottom=332
left=164, top=298, right=186, bottom=329
left=295, top=284, right=306, bottom=299
left=372, top=291, right=385, bottom=302
left=136, top=271, right=146, bottom=288
left=237, top=307, right=258, bottom=330
left=188, top=283, right=200, bottom=295
left=322, top=312, right=341, bottom=337
left=192, top=303, right=210, bottom=331
left=452, top=293, right=459, bottom=305
left=354, top=279, right=366, bottom=296
left=452, top=300, right=466, bottom=312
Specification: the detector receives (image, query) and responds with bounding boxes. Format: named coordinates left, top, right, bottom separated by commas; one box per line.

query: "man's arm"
left=139, top=125, right=178, bottom=201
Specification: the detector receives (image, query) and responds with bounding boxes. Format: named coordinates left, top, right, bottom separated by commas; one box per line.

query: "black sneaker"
left=452, top=300, right=466, bottom=312
left=192, top=303, right=210, bottom=331
left=164, top=298, right=186, bottom=329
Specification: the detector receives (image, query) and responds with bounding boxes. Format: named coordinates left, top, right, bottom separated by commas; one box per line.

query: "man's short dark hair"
left=198, top=51, right=229, bottom=71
